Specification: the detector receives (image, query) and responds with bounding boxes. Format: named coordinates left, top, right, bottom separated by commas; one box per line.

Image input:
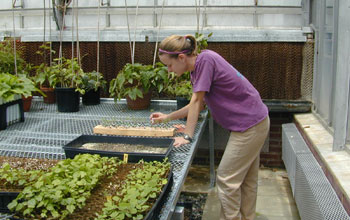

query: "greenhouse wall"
left=0, top=0, right=313, bottom=168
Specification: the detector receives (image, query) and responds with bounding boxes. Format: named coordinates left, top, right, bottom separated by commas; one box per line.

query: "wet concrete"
left=182, top=165, right=300, bottom=220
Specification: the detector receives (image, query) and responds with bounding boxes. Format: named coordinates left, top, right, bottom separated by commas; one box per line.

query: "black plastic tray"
left=63, top=135, right=174, bottom=162
left=0, top=191, right=19, bottom=213
left=9, top=168, right=173, bottom=220
left=0, top=99, right=24, bottom=130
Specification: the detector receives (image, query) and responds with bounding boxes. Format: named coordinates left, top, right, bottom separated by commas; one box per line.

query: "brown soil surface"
left=0, top=156, right=58, bottom=171
left=66, top=163, right=137, bottom=220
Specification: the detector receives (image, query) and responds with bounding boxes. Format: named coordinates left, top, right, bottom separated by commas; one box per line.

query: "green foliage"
left=165, top=71, right=192, bottom=100
left=0, top=73, right=43, bottom=102
left=32, top=43, right=56, bottom=88
left=195, top=32, right=213, bottom=54
left=49, top=57, right=85, bottom=95
left=109, top=62, right=169, bottom=101
left=0, top=163, right=43, bottom=188
left=0, top=40, right=27, bottom=75
left=81, top=71, right=107, bottom=92
left=152, top=62, right=171, bottom=95
left=8, top=154, right=121, bottom=220
left=95, top=159, right=171, bottom=220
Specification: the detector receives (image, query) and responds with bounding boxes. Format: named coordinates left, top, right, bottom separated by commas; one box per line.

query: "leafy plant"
left=32, top=43, right=56, bottom=88
left=152, top=62, right=171, bottom=96
left=8, top=154, right=121, bottom=220
left=49, top=57, right=85, bottom=94
left=0, top=40, right=27, bottom=75
left=195, top=32, right=213, bottom=54
left=165, top=71, right=192, bottom=100
left=81, top=71, right=107, bottom=92
left=0, top=73, right=43, bottom=103
left=0, top=163, right=43, bottom=188
left=109, top=63, right=167, bottom=101
left=95, top=159, right=171, bottom=220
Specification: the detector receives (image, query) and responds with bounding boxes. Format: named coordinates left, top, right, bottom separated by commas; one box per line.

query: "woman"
left=150, top=35, right=269, bottom=220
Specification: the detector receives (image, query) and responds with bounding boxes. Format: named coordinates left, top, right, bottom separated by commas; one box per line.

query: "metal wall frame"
left=310, top=0, right=350, bottom=151
left=0, top=0, right=308, bottom=42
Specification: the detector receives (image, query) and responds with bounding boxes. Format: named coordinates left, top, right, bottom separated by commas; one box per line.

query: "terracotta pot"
left=125, top=91, right=152, bottom=110
left=22, top=96, right=33, bottom=112
left=41, top=87, right=56, bottom=104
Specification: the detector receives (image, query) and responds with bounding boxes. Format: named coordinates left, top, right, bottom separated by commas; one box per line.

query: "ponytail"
left=159, top=35, right=198, bottom=58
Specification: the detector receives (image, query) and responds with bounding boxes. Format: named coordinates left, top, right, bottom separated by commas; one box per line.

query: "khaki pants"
left=217, top=116, right=270, bottom=220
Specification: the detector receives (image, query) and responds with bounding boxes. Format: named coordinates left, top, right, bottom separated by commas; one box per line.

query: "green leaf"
left=67, top=204, right=75, bottom=213
left=27, top=198, right=36, bottom=208
left=7, top=200, right=17, bottom=210
left=34, top=180, right=44, bottom=188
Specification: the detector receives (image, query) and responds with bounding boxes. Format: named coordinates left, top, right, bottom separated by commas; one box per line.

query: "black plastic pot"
left=63, top=135, right=174, bottom=162
left=82, top=88, right=100, bottom=105
left=176, top=96, right=190, bottom=110
left=55, top=88, right=80, bottom=112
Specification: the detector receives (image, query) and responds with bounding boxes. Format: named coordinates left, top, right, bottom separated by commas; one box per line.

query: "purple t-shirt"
left=191, top=50, right=268, bottom=132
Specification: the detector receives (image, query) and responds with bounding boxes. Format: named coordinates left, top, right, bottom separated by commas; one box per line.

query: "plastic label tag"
left=123, top=153, right=128, bottom=163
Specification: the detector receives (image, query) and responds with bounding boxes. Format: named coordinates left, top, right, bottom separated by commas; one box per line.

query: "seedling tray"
left=144, top=167, right=173, bottom=220
left=63, top=135, right=174, bottom=162
left=0, top=192, right=19, bottom=213
left=8, top=168, right=173, bottom=220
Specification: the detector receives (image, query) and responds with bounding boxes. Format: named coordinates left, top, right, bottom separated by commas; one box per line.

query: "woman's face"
left=159, top=54, right=188, bottom=77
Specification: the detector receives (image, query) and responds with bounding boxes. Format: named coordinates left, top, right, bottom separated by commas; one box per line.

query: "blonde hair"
left=158, top=35, right=197, bottom=58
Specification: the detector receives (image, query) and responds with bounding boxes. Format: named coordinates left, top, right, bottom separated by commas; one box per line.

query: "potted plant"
left=175, top=79, right=193, bottom=109
left=0, top=40, right=27, bottom=75
left=0, top=73, right=43, bottom=130
left=0, top=39, right=38, bottom=111
left=81, top=71, right=106, bottom=105
left=109, top=63, right=154, bottom=110
left=33, top=43, right=57, bottom=104
left=165, top=71, right=192, bottom=110
left=50, top=57, right=85, bottom=112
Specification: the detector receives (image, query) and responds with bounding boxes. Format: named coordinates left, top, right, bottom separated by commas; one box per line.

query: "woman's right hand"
left=149, top=112, right=169, bottom=124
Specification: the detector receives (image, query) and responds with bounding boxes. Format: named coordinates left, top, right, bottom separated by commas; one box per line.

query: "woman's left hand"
left=173, top=136, right=190, bottom=148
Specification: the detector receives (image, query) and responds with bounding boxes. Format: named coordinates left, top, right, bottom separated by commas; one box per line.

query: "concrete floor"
left=182, top=165, right=300, bottom=220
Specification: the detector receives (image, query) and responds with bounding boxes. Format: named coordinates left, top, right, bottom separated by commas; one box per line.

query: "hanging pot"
left=55, top=87, right=80, bottom=112
left=82, top=88, right=100, bottom=105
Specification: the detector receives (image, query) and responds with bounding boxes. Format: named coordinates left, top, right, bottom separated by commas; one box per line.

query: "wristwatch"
left=183, top=134, right=193, bottom=142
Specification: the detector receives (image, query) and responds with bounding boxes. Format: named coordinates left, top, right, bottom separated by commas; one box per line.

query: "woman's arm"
left=184, top=91, right=205, bottom=137
left=167, top=103, right=190, bottom=120
left=173, top=91, right=205, bottom=147
left=149, top=103, right=190, bottom=124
